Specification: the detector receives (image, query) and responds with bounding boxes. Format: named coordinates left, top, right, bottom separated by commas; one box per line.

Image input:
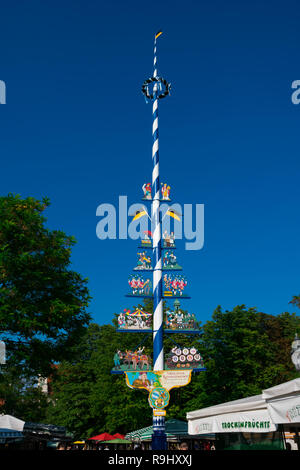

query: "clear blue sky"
left=1, top=0, right=300, bottom=326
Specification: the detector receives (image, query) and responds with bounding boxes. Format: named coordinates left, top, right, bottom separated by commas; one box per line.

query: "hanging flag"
left=132, top=209, right=148, bottom=221
left=166, top=209, right=181, bottom=221
left=155, top=31, right=163, bottom=39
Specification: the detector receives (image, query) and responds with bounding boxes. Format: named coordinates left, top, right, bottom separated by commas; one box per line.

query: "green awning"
left=126, top=419, right=189, bottom=441
left=125, top=425, right=153, bottom=440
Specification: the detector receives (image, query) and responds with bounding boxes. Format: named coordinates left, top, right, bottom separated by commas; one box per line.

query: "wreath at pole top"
left=142, top=77, right=171, bottom=100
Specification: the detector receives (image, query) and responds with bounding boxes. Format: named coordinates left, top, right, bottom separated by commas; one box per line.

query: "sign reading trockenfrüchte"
left=188, top=409, right=277, bottom=435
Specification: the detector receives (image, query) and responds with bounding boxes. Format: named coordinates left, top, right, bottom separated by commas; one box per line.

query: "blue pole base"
left=152, top=431, right=168, bottom=450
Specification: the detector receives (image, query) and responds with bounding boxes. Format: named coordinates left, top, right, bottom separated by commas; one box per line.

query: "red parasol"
left=88, top=432, right=114, bottom=441
left=112, top=433, right=125, bottom=439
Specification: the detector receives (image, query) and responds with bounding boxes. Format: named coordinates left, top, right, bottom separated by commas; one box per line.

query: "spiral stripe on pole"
left=152, top=36, right=164, bottom=372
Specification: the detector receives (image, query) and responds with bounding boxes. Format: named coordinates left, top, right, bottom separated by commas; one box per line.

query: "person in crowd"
left=178, top=441, right=189, bottom=450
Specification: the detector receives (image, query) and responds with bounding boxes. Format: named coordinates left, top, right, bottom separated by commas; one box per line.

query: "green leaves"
left=0, top=194, right=91, bottom=377
left=45, top=323, right=152, bottom=438
left=198, top=305, right=300, bottom=407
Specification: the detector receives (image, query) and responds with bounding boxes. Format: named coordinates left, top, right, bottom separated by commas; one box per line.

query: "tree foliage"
left=198, top=305, right=300, bottom=407
left=45, top=323, right=152, bottom=438
left=0, top=194, right=91, bottom=377
left=0, top=368, right=49, bottom=422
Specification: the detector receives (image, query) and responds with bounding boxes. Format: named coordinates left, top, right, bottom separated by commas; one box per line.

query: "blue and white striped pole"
left=152, top=34, right=164, bottom=373
left=151, top=32, right=167, bottom=450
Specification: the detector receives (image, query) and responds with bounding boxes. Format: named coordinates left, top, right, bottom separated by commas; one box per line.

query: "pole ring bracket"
left=142, top=77, right=171, bottom=100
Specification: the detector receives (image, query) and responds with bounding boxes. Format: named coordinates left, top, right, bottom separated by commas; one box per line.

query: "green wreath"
left=142, top=77, right=171, bottom=100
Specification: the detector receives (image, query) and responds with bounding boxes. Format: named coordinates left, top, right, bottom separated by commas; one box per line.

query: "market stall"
left=262, top=378, right=300, bottom=450
left=126, top=419, right=214, bottom=450
left=0, top=414, right=71, bottom=449
left=186, top=394, right=284, bottom=450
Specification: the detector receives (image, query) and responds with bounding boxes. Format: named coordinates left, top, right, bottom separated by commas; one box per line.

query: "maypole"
left=152, top=31, right=164, bottom=373
left=151, top=31, right=167, bottom=450
left=111, top=31, right=206, bottom=453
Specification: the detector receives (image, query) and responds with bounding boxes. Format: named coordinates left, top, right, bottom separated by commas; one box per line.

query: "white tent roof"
left=186, top=394, right=277, bottom=434
left=187, top=379, right=300, bottom=432
left=187, top=394, right=266, bottom=420
left=0, top=414, right=25, bottom=431
left=262, top=378, right=300, bottom=400
left=262, top=379, right=300, bottom=424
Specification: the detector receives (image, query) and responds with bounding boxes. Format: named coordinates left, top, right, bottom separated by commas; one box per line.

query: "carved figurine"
left=163, top=274, right=187, bottom=296
left=128, top=275, right=152, bottom=295
left=162, top=230, right=175, bottom=248
left=134, top=251, right=152, bottom=270
left=161, top=183, right=171, bottom=200
left=142, top=183, right=152, bottom=200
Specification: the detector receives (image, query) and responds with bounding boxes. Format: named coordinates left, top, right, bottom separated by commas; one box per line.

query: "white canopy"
left=187, top=394, right=277, bottom=434
left=0, top=414, right=25, bottom=431
left=262, top=378, right=300, bottom=424
left=262, top=378, right=300, bottom=400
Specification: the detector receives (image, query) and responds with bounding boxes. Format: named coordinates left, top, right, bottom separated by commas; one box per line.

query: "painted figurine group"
left=165, top=347, right=204, bottom=370
left=113, top=347, right=152, bottom=372
left=128, top=274, right=152, bottom=296
left=162, top=230, right=175, bottom=248
left=112, top=182, right=203, bottom=374
left=133, top=249, right=180, bottom=271
left=128, top=273, right=187, bottom=297
left=163, top=250, right=181, bottom=269
left=118, top=308, right=152, bottom=330
left=165, top=301, right=198, bottom=330
left=142, top=182, right=171, bottom=201
left=134, top=251, right=152, bottom=270
left=163, top=273, right=187, bottom=296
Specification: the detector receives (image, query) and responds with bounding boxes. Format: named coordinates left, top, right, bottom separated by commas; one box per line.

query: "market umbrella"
left=125, top=424, right=153, bottom=440
left=88, top=432, right=114, bottom=441
left=101, top=438, right=132, bottom=444
left=112, top=433, right=125, bottom=439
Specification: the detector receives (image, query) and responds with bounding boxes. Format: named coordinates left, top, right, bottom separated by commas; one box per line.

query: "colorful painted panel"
left=142, top=183, right=152, bottom=200
left=117, top=308, right=152, bottom=330
left=163, top=274, right=187, bottom=297
left=139, top=230, right=153, bottom=249
left=165, top=300, right=199, bottom=330
left=112, top=348, right=152, bottom=372
left=162, top=230, right=175, bottom=248
left=125, top=369, right=192, bottom=392
left=161, top=183, right=171, bottom=201
left=133, top=251, right=152, bottom=271
left=149, top=387, right=170, bottom=409
left=163, top=251, right=181, bottom=270
left=128, top=274, right=152, bottom=296
left=165, top=347, right=204, bottom=370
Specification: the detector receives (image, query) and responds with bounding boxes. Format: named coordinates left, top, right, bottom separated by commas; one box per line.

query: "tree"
left=0, top=367, right=49, bottom=422
left=0, top=194, right=91, bottom=378
left=46, top=323, right=152, bottom=438
left=196, top=305, right=300, bottom=408
left=290, top=295, right=300, bottom=312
